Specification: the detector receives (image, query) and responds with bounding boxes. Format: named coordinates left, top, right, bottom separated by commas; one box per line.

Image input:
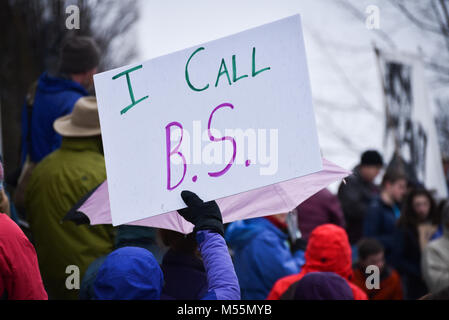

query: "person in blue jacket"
left=363, top=169, right=407, bottom=263
left=93, top=191, right=240, bottom=300
left=21, top=35, right=99, bottom=164
left=225, top=214, right=306, bottom=300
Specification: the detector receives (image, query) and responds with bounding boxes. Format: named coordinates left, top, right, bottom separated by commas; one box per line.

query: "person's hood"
left=94, top=247, right=164, bottom=300
left=37, top=72, right=88, bottom=95
left=300, top=224, right=353, bottom=281
left=281, top=272, right=354, bottom=300
left=225, top=217, right=285, bottom=250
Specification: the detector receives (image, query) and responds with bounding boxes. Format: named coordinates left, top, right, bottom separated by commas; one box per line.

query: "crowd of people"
left=1, top=35, right=448, bottom=301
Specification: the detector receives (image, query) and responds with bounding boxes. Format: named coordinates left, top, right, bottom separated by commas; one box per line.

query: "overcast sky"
left=135, top=0, right=441, bottom=185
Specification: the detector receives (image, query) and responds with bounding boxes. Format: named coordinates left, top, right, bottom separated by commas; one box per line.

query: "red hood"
left=300, top=224, right=353, bottom=281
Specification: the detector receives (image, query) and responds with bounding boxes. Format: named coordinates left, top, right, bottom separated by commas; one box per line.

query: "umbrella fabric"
left=64, top=182, right=102, bottom=225
left=76, top=158, right=349, bottom=234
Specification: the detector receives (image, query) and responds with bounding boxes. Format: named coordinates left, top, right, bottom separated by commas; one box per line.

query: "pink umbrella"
left=77, top=158, right=349, bottom=234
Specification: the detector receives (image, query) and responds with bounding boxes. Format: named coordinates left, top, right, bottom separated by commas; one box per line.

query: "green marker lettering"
left=232, top=55, right=248, bottom=83
left=185, top=47, right=209, bottom=92
left=252, top=47, right=271, bottom=77
left=112, top=65, right=149, bottom=115
left=215, top=58, right=232, bottom=87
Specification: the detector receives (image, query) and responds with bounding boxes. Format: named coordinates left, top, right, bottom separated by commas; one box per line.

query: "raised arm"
left=178, top=191, right=240, bottom=300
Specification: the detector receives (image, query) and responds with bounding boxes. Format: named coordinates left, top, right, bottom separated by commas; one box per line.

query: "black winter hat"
left=58, top=36, right=100, bottom=74
left=361, top=150, right=383, bottom=166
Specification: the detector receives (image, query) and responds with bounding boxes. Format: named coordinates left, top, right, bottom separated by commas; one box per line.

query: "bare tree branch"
left=0, top=0, right=140, bottom=182
left=388, top=0, right=442, bottom=33
left=308, top=26, right=382, bottom=118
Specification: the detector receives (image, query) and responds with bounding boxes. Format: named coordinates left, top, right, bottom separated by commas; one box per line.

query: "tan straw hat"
left=54, top=96, right=101, bottom=137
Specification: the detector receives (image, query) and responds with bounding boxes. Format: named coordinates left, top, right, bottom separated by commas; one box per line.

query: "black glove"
left=177, top=190, right=224, bottom=236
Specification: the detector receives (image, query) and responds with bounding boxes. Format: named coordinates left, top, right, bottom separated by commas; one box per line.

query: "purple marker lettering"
left=207, top=103, right=237, bottom=177
left=165, top=122, right=187, bottom=190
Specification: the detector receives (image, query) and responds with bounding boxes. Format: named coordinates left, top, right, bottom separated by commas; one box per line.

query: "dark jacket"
left=338, top=166, right=379, bottom=244
left=296, top=188, right=345, bottom=241
left=225, top=217, right=305, bottom=300
left=392, top=227, right=428, bottom=300
left=160, top=249, right=208, bottom=300
left=363, top=196, right=400, bottom=261
left=21, top=72, right=88, bottom=163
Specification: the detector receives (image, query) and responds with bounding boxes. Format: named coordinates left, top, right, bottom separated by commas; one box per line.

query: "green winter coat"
left=25, top=137, right=115, bottom=300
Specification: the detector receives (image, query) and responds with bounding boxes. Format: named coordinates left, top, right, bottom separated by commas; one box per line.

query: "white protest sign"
left=94, top=14, right=322, bottom=226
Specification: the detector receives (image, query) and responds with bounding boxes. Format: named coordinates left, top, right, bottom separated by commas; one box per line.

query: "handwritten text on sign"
left=94, top=15, right=322, bottom=225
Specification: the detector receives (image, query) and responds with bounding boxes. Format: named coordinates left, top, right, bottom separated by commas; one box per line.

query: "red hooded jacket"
left=267, top=224, right=367, bottom=300
left=0, top=213, right=47, bottom=300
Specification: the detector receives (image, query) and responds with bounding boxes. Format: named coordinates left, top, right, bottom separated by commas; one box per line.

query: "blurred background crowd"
left=0, top=0, right=448, bottom=300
